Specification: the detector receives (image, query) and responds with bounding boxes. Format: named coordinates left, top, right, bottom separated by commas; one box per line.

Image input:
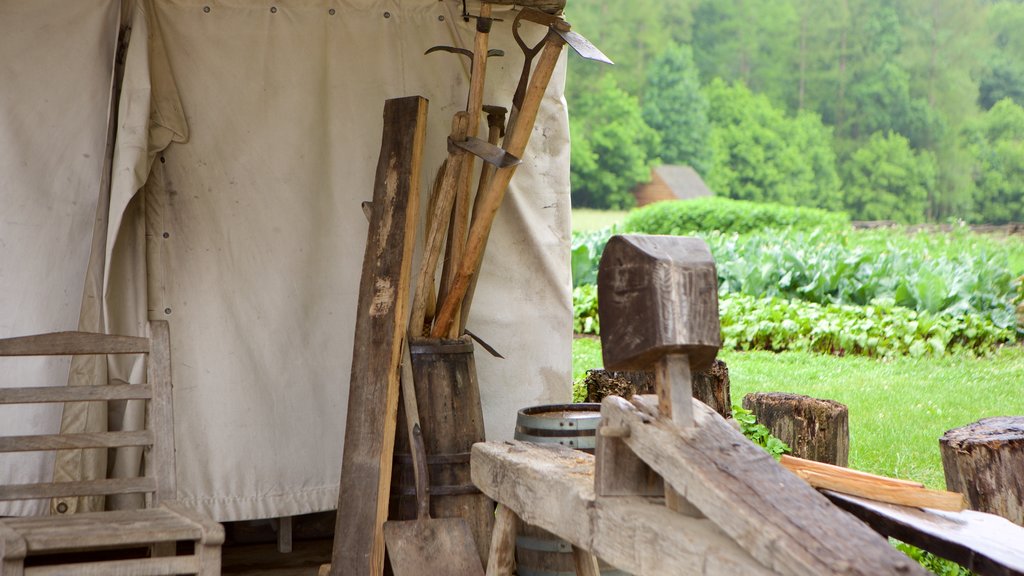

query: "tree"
left=570, top=75, right=660, bottom=209
left=705, top=79, right=841, bottom=209
left=641, top=44, right=711, bottom=175
left=842, top=131, right=936, bottom=223
left=965, top=98, right=1024, bottom=223
left=978, top=2, right=1024, bottom=110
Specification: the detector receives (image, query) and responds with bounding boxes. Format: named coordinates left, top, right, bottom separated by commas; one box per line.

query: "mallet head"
left=597, top=235, right=721, bottom=373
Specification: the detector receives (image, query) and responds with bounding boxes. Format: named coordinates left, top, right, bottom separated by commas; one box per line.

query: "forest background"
left=564, top=0, right=1024, bottom=224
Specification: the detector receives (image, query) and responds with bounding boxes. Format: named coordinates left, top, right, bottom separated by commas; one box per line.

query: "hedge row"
left=623, top=197, right=849, bottom=235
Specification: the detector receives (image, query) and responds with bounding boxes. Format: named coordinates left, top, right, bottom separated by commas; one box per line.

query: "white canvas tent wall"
left=0, top=0, right=572, bottom=522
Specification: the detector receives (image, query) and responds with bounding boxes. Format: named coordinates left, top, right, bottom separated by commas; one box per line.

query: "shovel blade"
left=451, top=137, right=522, bottom=168
left=383, top=517, right=485, bottom=576
left=557, top=29, right=613, bottom=64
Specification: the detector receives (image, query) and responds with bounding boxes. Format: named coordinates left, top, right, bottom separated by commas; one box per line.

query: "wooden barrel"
left=513, top=404, right=629, bottom=576
left=515, top=403, right=603, bottom=452
left=389, top=336, right=493, bottom=566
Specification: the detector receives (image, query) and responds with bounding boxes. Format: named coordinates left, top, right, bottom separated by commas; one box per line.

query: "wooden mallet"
left=597, top=235, right=721, bottom=513
left=597, top=235, right=721, bottom=425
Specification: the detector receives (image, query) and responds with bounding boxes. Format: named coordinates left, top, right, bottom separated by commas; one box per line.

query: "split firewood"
left=780, top=455, right=966, bottom=512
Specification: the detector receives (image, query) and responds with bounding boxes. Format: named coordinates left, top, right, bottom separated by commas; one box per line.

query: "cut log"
left=471, top=441, right=774, bottom=576
left=331, top=96, right=428, bottom=576
left=743, top=392, right=849, bottom=466
left=940, top=416, right=1024, bottom=526
left=600, top=395, right=927, bottom=576
left=583, top=360, right=731, bottom=419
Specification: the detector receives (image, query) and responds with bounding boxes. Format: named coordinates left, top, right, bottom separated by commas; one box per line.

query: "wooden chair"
left=0, top=320, right=223, bottom=575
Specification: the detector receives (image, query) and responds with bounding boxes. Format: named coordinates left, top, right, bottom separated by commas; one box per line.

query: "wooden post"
left=742, top=392, right=849, bottom=467
left=331, top=96, right=428, bottom=576
left=940, top=416, right=1024, bottom=526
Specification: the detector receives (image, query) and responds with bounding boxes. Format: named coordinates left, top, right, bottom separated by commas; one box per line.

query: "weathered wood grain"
left=0, top=478, right=155, bottom=501
left=597, top=235, right=720, bottom=373
left=409, top=113, right=469, bottom=337
left=611, top=395, right=928, bottom=575
left=0, top=430, right=153, bottom=453
left=24, top=555, right=199, bottom=576
left=0, top=384, right=152, bottom=404
left=0, top=332, right=149, bottom=356
left=471, top=441, right=776, bottom=576
left=332, top=96, right=428, bottom=576
left=781, top=456, right=966, bottom=512
left=826, top=491, right=1024, bottom=576
left=485, top=505, right=518, bottom=576
left=488, top=0, right=565, bottom=12
left=940, top=417, right=1024, bottom=525
left=0, top=321, right=221, bottom=575
left=744, top=392, right=849, bottom=466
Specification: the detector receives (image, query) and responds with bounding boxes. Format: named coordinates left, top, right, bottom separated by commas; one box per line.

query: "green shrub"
left=719, top=294, right=1016, bottom=358
left=893, top=541, right=972, bottom=576
left=623, top=197, right=849, bottom=236
left=733, top=405, right=791, bottom=459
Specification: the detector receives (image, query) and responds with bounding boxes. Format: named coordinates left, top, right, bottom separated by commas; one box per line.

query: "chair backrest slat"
left=0, top=384, right=153, bottom=404
left=0, top=478, right=157, bottom=501
left=0, top=320, right=174, bottom=506
left=0, top=332, right=149, bottom=356
left=0, top=430, right=154, bottom=453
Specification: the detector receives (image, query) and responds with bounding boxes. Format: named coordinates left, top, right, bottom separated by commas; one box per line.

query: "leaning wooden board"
left=825, top=491, right=1024, bottom=576
left=331, top=96, right=428, bottom=576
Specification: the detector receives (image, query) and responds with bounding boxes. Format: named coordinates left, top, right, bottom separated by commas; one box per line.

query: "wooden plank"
left=0, top=332, right=149, bottom=356
left=148, top=320, right=176, bottom=504
left=0, top=477, right=155, bottom=501
left=0, top=430, right=152, bottom=453
left=826, top=491, right=1024, bottom=576
left=0, top=384, right=152, bottom=404
left=471, top=441, right=776, bottom=576
left=331, top=95, right=428, bottom=576
left=781, top=456, right=966, bottom=512
left=485, top=505, right=518, bottom=576
left=4, top=508, right=202, bottom=551
left=488, top=0, right=565, bottom=12
left=608, top=395, right=929, bottom=576
left=24, top=555, right=200, bottom=576
left=781, top=455, right=925, bottom=489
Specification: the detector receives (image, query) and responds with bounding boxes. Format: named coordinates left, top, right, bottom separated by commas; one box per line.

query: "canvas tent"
left=0, top=0, right=572, bottom=522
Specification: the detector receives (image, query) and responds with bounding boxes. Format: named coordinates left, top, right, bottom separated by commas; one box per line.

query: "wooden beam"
left=331, top=96, right=428, bottom=576
left=605, top=395, right=928, bottom=576
left=826, top=491, right=1024, bottom=576
left=471, top=441, right=774, bottom=576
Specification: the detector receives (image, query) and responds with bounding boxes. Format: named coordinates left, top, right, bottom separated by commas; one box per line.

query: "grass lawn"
left=571, top=208, right=629, bottom=233
left=573, top=337, right=1024, bottom=489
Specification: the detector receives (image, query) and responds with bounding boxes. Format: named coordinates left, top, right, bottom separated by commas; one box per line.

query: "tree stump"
left=940, top=416, right=1024, bottom=526
left=583, top=359, right=731, bottom=419
left=742, top=392, right=849, bottom=466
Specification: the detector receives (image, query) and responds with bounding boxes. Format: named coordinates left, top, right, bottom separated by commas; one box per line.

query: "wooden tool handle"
left=409, top=112, right=470, bottom=336
left=437, top=3, right=494, bottom=338
left=431, top=34, right=566, bottom=338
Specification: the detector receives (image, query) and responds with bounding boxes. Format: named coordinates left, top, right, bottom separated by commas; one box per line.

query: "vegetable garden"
left=571, top=198, right=1024, bottom=491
